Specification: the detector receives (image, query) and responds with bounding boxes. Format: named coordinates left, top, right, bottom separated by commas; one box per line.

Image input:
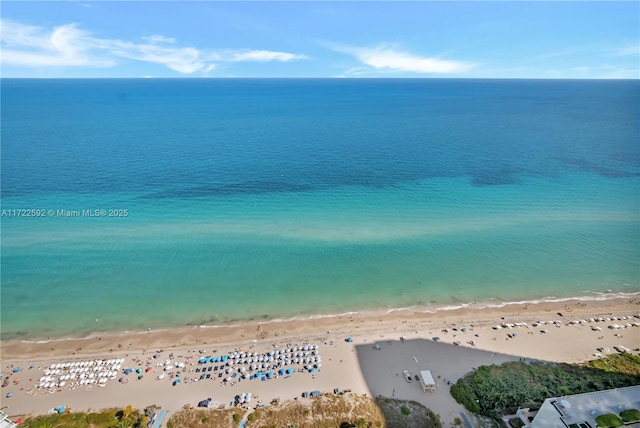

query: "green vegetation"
left=619, top=408, right=640, bottom=423
left=17, top=394, right=445, bottom=428
left=595, top=413, right=623, bottom=427
left=166, top=407, right=237, bottom=428
left=19, top=407, right=149, bottom=428
left=244, top=393, right=386, bottom=427
left=588, top=353, right=640, bottom=376
left=247, top=410, right=259, bottom=422
left=168, top=394, right=440, bottom=428
left=450, top=355, right=640, bottom=420
left=509, top=417, right=525, bottom=428
left=375, top=398, right=441, bottom=428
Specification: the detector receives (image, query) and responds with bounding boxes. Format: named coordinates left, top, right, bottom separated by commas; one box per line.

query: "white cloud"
left=142, top=35, right=176, bottom=44
left=0, top=20, right=112, bottom=67
left=569, top=66, right=590, bottom=74
left=613, top=44, right=640, bottom=57
left=330, top=43, right=475, bottom=75
left=231, top=50, right=308, bottom=62
left=1, top=18, right=308, bottom=75
left=599, top=65, right=639, bottom=79
left=108, top=40, right=212, bottom=74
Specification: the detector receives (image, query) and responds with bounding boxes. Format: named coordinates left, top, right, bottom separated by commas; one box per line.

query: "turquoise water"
left=1, top=79, right=638, bottom=339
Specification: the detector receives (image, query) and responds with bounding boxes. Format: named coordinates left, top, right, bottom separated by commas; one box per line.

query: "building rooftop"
left=530, top=385, right=640, bottom=428
left=0, top=411, right=17, bottom=428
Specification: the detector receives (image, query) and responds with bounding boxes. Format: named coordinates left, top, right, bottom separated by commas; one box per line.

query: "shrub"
left=595, top=413, right=623, bottom=427
left=619, top=408, right=640, bottom=423
left=233, top=413, right=242, bottom=422
left=509, top=417, right=525, bottom=428
left=400, top=405, right=410, bottom=415
left=451, top=357, right=640, bottom=419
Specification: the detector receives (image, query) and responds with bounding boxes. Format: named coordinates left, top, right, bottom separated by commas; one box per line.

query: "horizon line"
left=2, top=76, right=639, bottom=80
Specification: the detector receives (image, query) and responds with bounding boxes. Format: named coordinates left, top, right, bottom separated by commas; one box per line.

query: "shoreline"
left=3, top=292, right=638, bottom=361
left=2, top=294, right=639, bottom=426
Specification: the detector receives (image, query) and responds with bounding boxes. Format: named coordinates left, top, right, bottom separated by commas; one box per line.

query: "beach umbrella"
left=138, top=375, right=144, bottom=380
left=145, top=367, right=152, bottom=372
left=119, top=377, right=126, bottom=383
left=345, top=337, right=353, bottom=343
left=6, top=392, right=13, bottom=398
left=172, top=379, right=180, bottom=386
left=136, top=368, right=142, bottom=374
left=12, top=368, right=20, bottom=373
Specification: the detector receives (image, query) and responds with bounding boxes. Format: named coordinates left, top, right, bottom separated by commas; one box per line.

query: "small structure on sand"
left=418, top=370, right=436, bottom=393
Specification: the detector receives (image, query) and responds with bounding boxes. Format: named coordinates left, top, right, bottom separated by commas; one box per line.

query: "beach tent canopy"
left=419, top=370, right=436, bottom=392
left=345, top=337, right=353, bottom=342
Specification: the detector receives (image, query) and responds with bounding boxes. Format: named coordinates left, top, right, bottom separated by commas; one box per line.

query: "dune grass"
left=166, top=407, right=238, bottom=428
left=19, top=407, right=148, bottom=428
left=245, top=393, right=386, bottom=428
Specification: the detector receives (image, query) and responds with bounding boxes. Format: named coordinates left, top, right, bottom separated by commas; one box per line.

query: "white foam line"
left=13, top=291, right=639, bottom=343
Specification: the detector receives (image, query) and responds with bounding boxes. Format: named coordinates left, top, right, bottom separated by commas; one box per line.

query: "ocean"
left=1, top=78, right=638, bottom=340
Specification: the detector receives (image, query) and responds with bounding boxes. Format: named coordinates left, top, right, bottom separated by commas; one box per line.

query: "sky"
left=1, top=1, right=638, bottom=78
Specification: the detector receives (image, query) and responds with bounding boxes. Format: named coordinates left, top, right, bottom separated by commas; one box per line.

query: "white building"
left=526, top=385, right=640, bottom=428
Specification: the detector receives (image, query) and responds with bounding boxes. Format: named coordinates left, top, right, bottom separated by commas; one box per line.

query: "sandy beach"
left=2, top=295, right=639, bottom=426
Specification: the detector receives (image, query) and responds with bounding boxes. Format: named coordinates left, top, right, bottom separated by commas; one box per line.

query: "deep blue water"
left=1, top=79, right=638, bottom=338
